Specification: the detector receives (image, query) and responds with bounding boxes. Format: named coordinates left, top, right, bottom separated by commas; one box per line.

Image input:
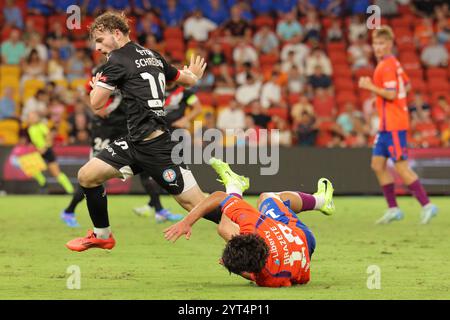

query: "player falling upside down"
left=27, top=111, right=74, bottom=195
left=133, top=81, right=202, bottom=221
left=66, top=12, right=221, bottom=252
left=358, top=26, right=438, bottom=224
left=164, top=158, right=335, bottom=287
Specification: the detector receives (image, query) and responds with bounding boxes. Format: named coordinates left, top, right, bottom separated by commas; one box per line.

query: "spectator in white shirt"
left=183, top=10, right=217, bottom=42
left=217, top=99, right=246, bottom=131
left=25, top=33, right=48, bottom=62
left=235, top=73, right=262, bottom=106
left=21, top=89, right=49, bottom=122
left=305, top=48, right=333, bottom=76
left=348, top=15, right=367, bottom=43
left=348, top=35, right=373, bottom=70
left=326, top=18, right=343, bottom=42
left=260, top=77, right=282, bottom=109
left=233, top=39, right=259, bottom=67
left=421, top=36, right=449, bottom=67
left=281, top=43, right=310, bottom=72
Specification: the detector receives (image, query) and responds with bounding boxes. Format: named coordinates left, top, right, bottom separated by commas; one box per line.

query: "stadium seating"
left=22, top=79, right=45, bottom=101
left=0, top=119, right=20, bottom=145
left=0, top=1, right=449, bottom=148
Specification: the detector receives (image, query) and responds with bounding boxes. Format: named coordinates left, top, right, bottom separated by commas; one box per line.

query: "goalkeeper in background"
left=27, top=111, right=74, bottom=195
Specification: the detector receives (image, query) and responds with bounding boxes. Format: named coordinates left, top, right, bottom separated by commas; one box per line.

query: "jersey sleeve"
left=219, top=195, right=259, bottom=234
left=158, top=53, right=180, bottom=82
left=381, top=61, right=398, bottom=91
left=96, top=54, right=127, bottom=91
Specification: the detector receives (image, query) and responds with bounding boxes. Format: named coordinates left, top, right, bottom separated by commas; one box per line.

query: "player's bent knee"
left=78, top=166, right=100, bottom=188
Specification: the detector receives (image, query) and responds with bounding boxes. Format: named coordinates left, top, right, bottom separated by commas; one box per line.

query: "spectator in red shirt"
left=312, top=88, right=336, bottom=121
left=431, top=96, right=450, bottom=124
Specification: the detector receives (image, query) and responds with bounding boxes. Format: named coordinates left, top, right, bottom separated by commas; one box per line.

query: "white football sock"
left=94, top=227, right=111, bottom=239
left=313, top=195, right=325, bottom=209
left=226, top=184, right=243, bottom=197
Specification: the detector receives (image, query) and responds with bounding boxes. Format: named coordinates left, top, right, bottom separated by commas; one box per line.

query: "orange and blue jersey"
left=220, top=195, right=314, bottom=287
left=372, top=55, right=410, bottom=161
left=373, top=55, right=410, bottom=132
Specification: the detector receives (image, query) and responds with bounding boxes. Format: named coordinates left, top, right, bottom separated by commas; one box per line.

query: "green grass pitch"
left=0, top=195, right=449, bottom=300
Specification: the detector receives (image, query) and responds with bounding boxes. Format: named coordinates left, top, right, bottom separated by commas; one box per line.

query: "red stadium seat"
left=400, top=53, right=421, bottom=70
left=164, top=27, right=183, bottom=40
left=209, top=29, right=223, bottom=39
left=353, top=67, right=374, bottom=79
left=326, top=42, right=346, bottom=52
left=359, top=90, right=373, bottom=104
left=390, top=17, right=413, bottom=29
left=398, top=5, right=413, bottom=15
left=259, top=53, right=279, bottom=67
left=165, top=41, right=185, bottom=54
left=315, top=131, right=333, bottom=147
left=73, top=39, right=88, bottom=49
left=427, top=80, right=449, bottom=92
left=329, top=54, right=348, bottom=65
left=221, top=42, right=233, bottom=62
left=25, top=15, right=46, bottom=34
left=430, top=91, right=450, bottom=104
left=410, top=77, right=427, bottom=92
left=318, top=120, right=336, bottom=131
left=196, top=92, right=215, bottom=106
left=288, top=93, right=301, bottom=105
left=335, top=79, right=355, bottom=91
left=336, top=91, right=358, bottom=107
left=405, top=68, right=423, bottom=79
left=333, top=65, right=352, bottom=78
left=254, top=15, right=275, bottom=29
left=48, top=14, right=67, bottom=29
left=267, top=107, right=289, bottom=121
left=426, top=67, right=448, bottom=80
left=215, top=94, right=234, bottom=106
left=397, top=42, right=416, bottom=53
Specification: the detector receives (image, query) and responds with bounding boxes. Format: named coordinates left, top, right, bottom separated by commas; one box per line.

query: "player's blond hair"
left=372, top=25, right=395, bottom=41
left=89, top=11, right=130, bottom=38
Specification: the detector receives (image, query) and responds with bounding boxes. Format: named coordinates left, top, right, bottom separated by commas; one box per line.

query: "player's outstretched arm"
left=164, top=191, right=227, bottom=242
left=175, top=55, right=207, bottom=88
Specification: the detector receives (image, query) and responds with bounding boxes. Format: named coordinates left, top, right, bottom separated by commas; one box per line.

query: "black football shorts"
left=96, top=131, right=197, bottom=195
left=42, top=148, right=57, bottom=163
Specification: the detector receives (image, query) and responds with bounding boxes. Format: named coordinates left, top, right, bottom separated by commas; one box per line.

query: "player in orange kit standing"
left=358, top=26, right=438, bottom=224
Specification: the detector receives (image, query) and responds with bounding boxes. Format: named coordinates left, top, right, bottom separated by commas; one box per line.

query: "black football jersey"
left=90, top=90, right=128, bottom=152
left=164, top=86, right=198, bottom=129
left=96, top=41, right=180, bottom=141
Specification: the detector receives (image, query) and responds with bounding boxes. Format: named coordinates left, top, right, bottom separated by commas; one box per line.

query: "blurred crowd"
left=0, top=0, right=449, bottom=148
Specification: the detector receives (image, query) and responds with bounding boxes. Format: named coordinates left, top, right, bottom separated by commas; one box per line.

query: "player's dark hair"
left=89, top=11, right=130, bottom=38
left=222, top=234, right=269, bottom=275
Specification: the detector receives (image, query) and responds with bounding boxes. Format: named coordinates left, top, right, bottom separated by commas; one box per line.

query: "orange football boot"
left=66, top=230, right=116, bottom=252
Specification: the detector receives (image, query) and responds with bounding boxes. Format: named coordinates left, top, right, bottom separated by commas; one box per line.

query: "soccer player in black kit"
left=66, top=12, right=228, bottom=251
left=60, top=64, right=128, bottom=228
left=133, top=81, right=202, bottom=221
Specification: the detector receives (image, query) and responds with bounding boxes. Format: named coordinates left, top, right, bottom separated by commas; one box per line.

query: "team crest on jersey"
left=162, top=169, right=177, bottom=183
